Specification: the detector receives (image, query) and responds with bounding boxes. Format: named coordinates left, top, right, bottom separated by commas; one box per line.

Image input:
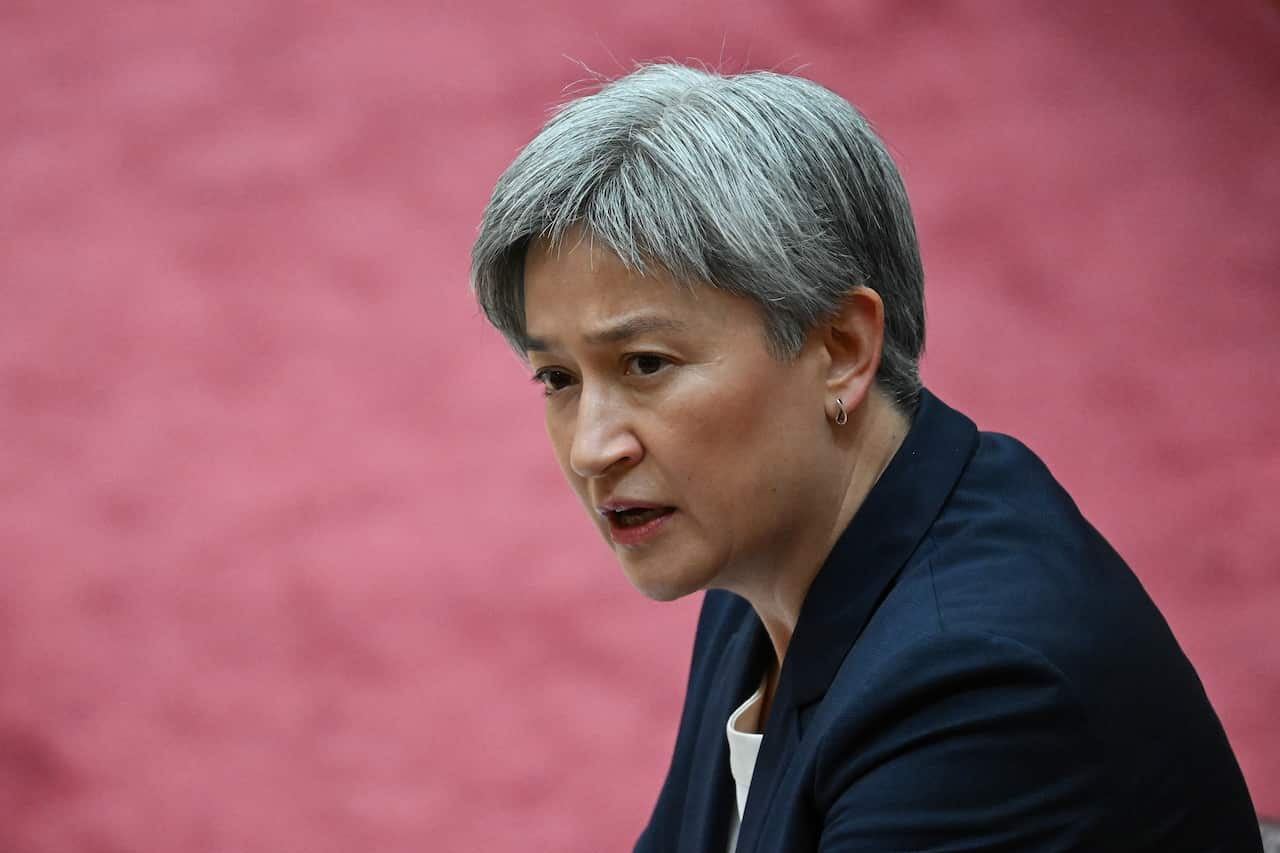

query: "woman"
left=470, top=64, right=1261, bottom=852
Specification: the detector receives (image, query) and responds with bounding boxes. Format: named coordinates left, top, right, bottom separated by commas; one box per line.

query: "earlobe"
left=824, top=286, right=885, bottom=411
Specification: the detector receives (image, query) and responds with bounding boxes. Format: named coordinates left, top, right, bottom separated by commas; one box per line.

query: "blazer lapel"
left=678, top=617, right=770, bottom=853
left=734, top=697, right=801, bottom=852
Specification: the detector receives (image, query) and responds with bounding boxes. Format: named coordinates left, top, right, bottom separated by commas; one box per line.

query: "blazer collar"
left=775, top=388, right=979, bottom=710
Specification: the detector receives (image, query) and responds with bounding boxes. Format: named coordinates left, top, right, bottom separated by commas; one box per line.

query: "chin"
left=617, top=557, right=706, bottom=603
left=628, top=579, right=688, bottom=603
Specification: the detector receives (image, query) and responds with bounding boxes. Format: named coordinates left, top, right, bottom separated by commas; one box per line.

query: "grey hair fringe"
left=470, top=63, right=925, bottom=413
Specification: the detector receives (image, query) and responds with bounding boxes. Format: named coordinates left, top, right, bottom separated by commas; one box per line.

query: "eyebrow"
left=525, top=315, right=690, bottom=352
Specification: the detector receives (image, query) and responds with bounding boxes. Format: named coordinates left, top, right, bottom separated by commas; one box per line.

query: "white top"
left=724, top=680, right=766, bottom=853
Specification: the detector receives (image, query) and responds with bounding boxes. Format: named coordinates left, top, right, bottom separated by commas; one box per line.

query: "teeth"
left=613, top=507, right=667, bottom=528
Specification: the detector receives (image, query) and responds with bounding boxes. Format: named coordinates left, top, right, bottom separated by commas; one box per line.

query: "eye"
left=531, top=367, right=576, bottom=397
left=623, top=353, right=670, bottom=377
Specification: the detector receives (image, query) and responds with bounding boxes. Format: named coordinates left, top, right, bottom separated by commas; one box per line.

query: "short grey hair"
left=471, top=63, right=926, bottom=413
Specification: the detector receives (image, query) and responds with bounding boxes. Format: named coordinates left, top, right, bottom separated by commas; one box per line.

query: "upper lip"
left=596, top=499, right=672, bottom=517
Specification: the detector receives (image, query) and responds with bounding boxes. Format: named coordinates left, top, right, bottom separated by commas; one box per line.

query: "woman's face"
left=522, top=234, right=843, bottom=601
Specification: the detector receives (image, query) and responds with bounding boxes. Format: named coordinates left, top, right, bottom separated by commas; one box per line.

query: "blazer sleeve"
left=814, top=631, right=1110, bottom=852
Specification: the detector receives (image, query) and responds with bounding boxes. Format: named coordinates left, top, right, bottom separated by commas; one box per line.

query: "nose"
left=568, top=386, right=642, bottom=479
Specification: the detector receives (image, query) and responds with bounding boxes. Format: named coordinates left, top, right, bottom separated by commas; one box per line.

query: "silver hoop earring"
left=834, top=397, right=848, bottom=426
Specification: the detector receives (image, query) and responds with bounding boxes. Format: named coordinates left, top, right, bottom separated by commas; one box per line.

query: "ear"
left=821, top=286, right=885, bottom=415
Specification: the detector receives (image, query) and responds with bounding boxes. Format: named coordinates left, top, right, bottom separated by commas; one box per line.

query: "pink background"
left=2, top=1, right=1277, bottom=850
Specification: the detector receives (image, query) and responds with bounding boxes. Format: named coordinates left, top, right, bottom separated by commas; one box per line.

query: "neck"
left=742, top=391, right=910, bottom=716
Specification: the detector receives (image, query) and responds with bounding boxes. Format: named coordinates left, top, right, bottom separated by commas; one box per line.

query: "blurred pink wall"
left=1, top=1, right=1277, bottom=850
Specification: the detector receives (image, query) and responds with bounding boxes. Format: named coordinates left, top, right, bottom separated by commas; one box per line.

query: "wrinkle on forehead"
left=525, top=314, right=691, bottom=353
left=520, top=227, right=766, bottom=363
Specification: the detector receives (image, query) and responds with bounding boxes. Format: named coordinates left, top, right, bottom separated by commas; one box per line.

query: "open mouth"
left=607, top=507, right=675, bottom=529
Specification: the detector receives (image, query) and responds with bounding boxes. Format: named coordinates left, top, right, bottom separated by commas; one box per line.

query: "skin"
left=522, top=228, right=909, bottom=721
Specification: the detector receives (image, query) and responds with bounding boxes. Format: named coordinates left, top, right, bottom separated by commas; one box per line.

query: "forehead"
left=522, top=233, right=704, bottom=331
left=526, top=233, right=680, bottom=301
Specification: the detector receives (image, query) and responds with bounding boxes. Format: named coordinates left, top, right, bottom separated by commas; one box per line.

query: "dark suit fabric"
left=636, top=390, right=1261, bottom=852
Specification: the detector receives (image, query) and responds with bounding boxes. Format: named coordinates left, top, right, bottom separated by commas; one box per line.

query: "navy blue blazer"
left=636, top=390, right=1261, bottom=852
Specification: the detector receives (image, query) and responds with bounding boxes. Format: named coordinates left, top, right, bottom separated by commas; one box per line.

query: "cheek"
left=543, top=408, right=571, bottom=462
left=691, top=384, right=824, bottom=504
left=655, top=387, right=775, bottom=493
left=543, top=411, right=585, bottom=495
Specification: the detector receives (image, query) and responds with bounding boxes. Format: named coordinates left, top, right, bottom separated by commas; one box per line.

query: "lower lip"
left=608, top=509, right=675, bottom=547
